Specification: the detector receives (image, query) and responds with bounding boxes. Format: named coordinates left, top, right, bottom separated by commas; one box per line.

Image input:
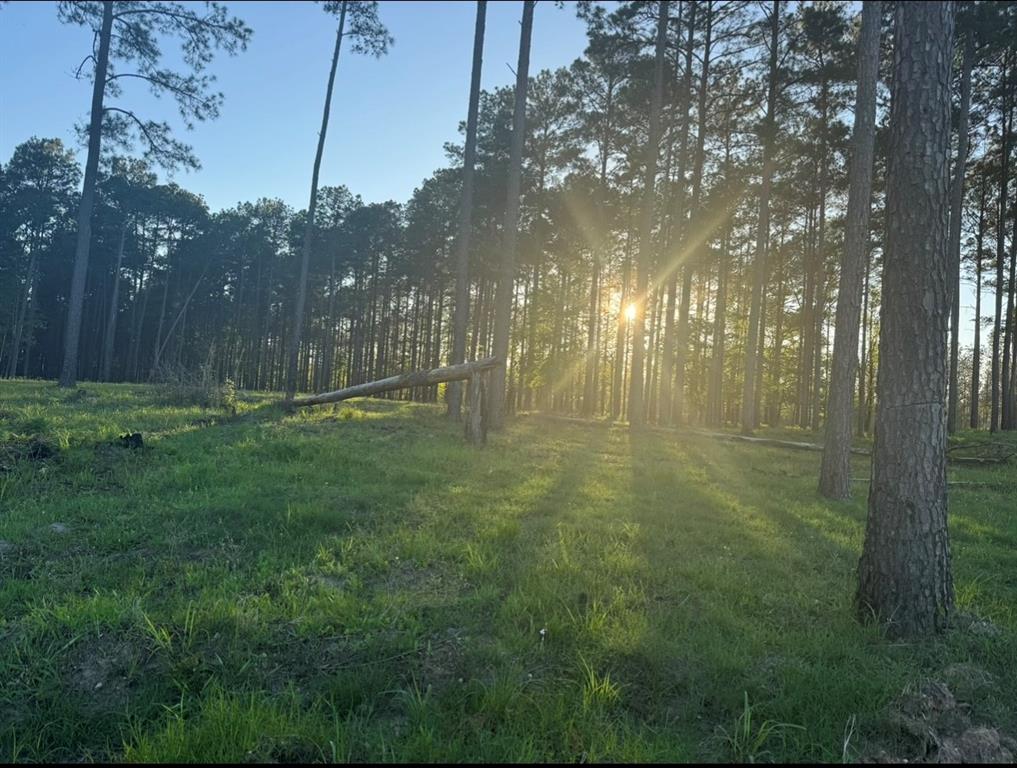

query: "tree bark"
left=448, top=0, right=487, bottom=420
left=947, top=36, right=974, bottom=433
left=819, top=0, right=881, bottom=499
left=488, top=0, right=534, bottom=430
left=857, top=0, right=955, bottom=638
left=971, top=176, right=987, bottom=429
left=287, top=1, right=347, bottom=401
left=991, top=58, right=1009, bottom=432
left=59, top=0, right=114, bottom=388
left=629, top=0, right=669, bottom=429
left=100, top=221, right=128, bottom=381
left=741, top=0, right=779, bottom=434
left=292, top=356, right=498, bottom=407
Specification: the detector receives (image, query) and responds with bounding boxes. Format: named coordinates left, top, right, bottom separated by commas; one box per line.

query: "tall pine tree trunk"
left=857, top=0, right=955, bottom=638
left=287, top=1, right=347, bottom=400
left=59, top=0, right=113, bottom=388
left=101, top=221, right=128, bottom=381
left=947, top=36, right=973, bottom=433
left=629, top=0, right=668, bottom=429
left=971, top=177, right=987, bottom=429
left=819, top=0, right=881, bottom=499
left=741, top=0, right=779, bottom=434
left=489, top=0, right=534, bottom=430
left=991, top=60, right=1010, bottom=432
left=448, top=1, right=486, bottom=419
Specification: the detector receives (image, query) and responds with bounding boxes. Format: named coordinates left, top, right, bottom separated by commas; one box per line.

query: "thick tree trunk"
left=819, top=0, right=881, bottom=499
left=287, top=1, right=347, bottom=400
left=857, top=0, right=955, bottom=638
left=448, top=1, right=486, bottom=420
left=59, top=0, right=113, bottom=388
left=488, top=0, right=534, bottom=430
left=629, top=0, right=668, bottom=429
left=947, top=37, right=974, bottom=433
left=741, top=0, right=779, bottom=434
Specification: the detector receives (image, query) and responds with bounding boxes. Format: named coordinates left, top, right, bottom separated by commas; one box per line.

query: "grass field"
left=1, top=380, right=1015, bottom=762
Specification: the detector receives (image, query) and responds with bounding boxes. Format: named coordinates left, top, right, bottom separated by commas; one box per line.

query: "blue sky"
left=0, top=0, right=590, bottom=212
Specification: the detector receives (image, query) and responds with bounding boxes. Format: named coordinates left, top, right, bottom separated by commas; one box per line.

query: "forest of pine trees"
left=3, top=0, right=1017, bottom=438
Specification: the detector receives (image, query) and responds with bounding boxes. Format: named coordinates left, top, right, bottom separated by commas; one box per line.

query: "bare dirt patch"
left=65, top=632, right=163, bottom=714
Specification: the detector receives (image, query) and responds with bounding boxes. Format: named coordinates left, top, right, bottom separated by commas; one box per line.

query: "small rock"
left=49, top=523, right=69, bottom=534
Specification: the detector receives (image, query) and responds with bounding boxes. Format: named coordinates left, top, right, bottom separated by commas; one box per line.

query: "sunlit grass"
left=0, top=380, right=1014, bottom=762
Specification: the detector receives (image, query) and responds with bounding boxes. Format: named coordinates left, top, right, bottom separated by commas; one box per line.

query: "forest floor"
left=1, top=380, right=1015, bottom=763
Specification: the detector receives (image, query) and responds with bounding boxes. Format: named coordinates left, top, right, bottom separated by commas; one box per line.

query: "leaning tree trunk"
left=947, top=36, right=974, bottom=433
left=488, top=0, right=534, bottom=430
left=286, top=0, right=347, bottom=401
left=447, top=0, right=487, bottom=420
left=819, top=0, right=881, bottom=499
left=628, top=0, right=668, bottom=430
left=59, top=0, right=114, bottom=388
left=741, top=0, right=779, bottom=435
left=857, top=0, right=955, bottom=639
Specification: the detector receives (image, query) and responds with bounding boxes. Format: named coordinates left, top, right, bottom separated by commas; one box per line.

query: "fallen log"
left=290, top=357, right=500, bottom=408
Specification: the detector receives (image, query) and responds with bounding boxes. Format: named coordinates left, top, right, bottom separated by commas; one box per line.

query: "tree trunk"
left=971, top=177, right=987, bottom=429
left=59, top=0, right=113, bottom=388
left=857, top=0, right=955, bottom=638
left=448, top=0, right=486, bottom=419
left=991, top=59, right=1010, bottom=432
left=819, top=0, right=881, bottom=499
left=741, top=0, right=779, bottom=434
left=101, top=221, right=128, bottom=381
left=946, top=36, right=973, bottom=432
left=488, top=0, right=534, bottom=430
left=287, top=1, right=347, bottom=400
left=675, top=0, right=712, bottom=425
left=629, top=0, right=669, bottom=429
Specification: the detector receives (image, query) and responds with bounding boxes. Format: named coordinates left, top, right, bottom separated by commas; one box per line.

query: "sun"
left=624, top=303, right=637, bottom=322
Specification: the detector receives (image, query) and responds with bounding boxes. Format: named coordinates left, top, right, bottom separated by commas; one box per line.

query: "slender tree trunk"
left=448, top=0, right=486, bottom=419
left=857, top=0, right=955, bottom=638
left=59, top=0, right=113, bottom=388
left=991, top=59, right=1010, bottom=432
left=819, top=0, right=881, bottom=499
left=741, top=0, right=779, bottom=434
left=629, top=0, right=669, bottom=429
left=660, top=0, right=696, bottom=425
left=101, top=221, right=128, bottom=381
left=675, top=1, right=712, bottom=425
left=489, top=0, right=534, bottom=430
left=946, top=37, right=973, bottom=432
left=287, top=1, right=347, bottom=400
left=971, top=177, right=987, bottom=429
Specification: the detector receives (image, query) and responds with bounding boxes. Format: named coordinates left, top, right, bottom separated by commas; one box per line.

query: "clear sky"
left=0, top=0, right=591, bottom=212
left=0, top=1, right=982, bottom=347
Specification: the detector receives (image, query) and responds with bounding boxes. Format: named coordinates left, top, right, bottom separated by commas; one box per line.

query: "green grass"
left=1, top=380, right=1015, bottom=762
